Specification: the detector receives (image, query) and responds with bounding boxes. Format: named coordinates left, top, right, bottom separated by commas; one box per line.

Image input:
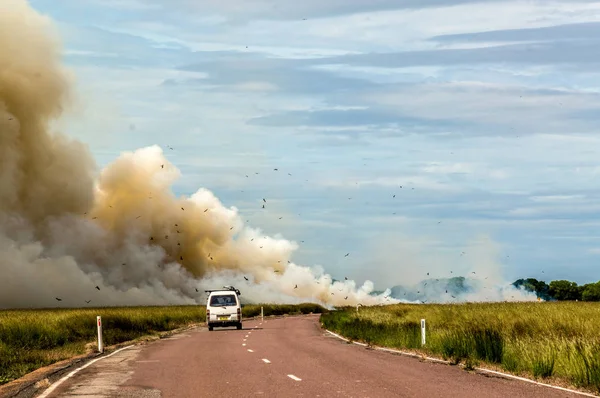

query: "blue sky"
left=30, top=0, right=600, bottom=288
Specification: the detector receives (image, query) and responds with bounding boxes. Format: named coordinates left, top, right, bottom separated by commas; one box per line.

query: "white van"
left=205, top=286, right=242, bottom=331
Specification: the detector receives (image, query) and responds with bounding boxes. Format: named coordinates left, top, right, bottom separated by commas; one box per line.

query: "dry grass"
left=321, top=302, right=600, bottom=393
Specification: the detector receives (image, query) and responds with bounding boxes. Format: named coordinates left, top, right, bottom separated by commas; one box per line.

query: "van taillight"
left=206, top=309, right=210, bottom=321
left=237, top=307, right=241, bottom=319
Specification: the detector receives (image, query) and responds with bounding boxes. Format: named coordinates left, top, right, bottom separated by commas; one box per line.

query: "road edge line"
left=37, top=345, right=134, bottom=398
left=323, top=329, right=596, bottom=397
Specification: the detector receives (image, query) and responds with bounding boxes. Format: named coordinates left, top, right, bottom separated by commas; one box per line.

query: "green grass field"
left=321, top=302, right=600, bottom=393
left=0, top=303, right=325, bottom=385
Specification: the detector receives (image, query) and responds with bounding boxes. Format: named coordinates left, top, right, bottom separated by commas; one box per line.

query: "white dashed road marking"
left=262, top=359, right=271, bottom=364
left=248, top=349, right=254, bottom=353
left=242, top=343, right=246, bottom=346
left=287, top=374, right=301, bottom=381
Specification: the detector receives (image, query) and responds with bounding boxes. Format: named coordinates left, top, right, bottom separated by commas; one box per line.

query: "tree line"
left=512, top=278, right=600, bottom=301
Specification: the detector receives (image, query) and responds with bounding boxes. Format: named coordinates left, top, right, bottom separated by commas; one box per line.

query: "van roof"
left=205, top=286, right=241, bottom=295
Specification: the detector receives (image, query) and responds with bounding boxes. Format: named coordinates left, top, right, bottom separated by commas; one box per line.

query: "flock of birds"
left=53, top=145, right=530, bottom=306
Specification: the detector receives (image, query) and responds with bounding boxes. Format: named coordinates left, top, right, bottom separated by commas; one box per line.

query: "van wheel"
left=236, top=323, right=242, bottom=330
left=208, top=325, right=213, bottom=331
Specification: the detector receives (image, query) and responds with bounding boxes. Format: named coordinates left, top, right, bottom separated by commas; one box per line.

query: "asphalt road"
left=44, top=315, right=584, bottom=398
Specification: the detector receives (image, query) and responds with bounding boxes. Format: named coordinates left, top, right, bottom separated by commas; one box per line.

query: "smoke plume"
left=0, top=0, right=534, bottom=309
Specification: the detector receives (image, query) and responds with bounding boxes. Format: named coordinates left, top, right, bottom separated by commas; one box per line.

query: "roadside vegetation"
left=0, top=303, right=325, bottom=385
left=321, top=302, right=600, bottom=394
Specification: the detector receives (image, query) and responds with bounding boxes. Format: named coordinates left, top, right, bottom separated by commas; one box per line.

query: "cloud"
left=247, top=107, right=466, bottom=130
left=317, top=40, right=600, bottom=70
left=175, top=54, right=377, bottom=95
left=129, top=0, right=509, bottom=22
left=430, top=21, right=600, bottom=44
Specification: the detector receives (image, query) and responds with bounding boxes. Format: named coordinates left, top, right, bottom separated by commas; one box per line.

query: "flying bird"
left=244, top=276, right=249, bottom=281
left=95, top=286, right=100, bottom=290
left=344, top=253, right=349, bottom=257
left=55, top=297, right=62, bottom=301
left=294, top=285, right=298, bottom=289
left=85, top=300, right=91, bottom=304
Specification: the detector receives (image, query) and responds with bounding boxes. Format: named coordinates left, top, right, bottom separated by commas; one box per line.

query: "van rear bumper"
left=208, top=319, right=242, bottom=328
left=208, top=320, right=241, bottom=327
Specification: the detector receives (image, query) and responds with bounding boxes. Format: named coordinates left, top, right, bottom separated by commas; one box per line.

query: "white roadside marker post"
left=421, top=319, right=426, bottom=346
left=261, top=306, right=264, bottom=322
left=97, top=316, right=104, bottom=353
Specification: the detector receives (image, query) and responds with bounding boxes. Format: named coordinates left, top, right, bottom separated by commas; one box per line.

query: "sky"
left=27, top=0, right=600, bottom=289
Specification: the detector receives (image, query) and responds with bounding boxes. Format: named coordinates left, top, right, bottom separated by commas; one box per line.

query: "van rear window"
left=210, top=295, right=237, bottom=306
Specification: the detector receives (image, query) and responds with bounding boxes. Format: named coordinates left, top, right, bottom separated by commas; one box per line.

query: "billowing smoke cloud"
left=0, top=0, right=534, bottom=309
left=0, top=0, right=394, bottom=309
left=382, top=235, right=539, bottom=303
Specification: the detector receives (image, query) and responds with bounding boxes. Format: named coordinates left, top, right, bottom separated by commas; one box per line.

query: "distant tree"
left=513, top=278, right=532, bottom=291
left=582, top=282, right=600, bottom=302
left=512, top=278, right=552, bottom=300
left=548, top=280, right=581, bottom=301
